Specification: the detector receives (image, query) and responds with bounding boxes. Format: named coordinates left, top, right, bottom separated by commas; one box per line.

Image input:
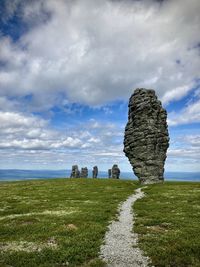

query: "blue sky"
left=0, top=0, right=200, bottom=172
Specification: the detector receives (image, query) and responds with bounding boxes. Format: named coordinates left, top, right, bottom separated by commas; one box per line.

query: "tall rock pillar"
left=124, top=88, right=169, bottom=184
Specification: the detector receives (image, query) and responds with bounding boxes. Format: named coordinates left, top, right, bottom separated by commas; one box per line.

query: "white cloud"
left=95, top=152, right=121, bottom=157
left=0, top=109, right=129, bottom=169
left=0, top=110, right=83, bottom=150
left=61, top=137, right=82, bottom=148
left=0, top=0, right=199, bottom=109
left=88, top=137, right=101, bottom=143
left=165, top=132, right=200, bottom=171
left=0, top=110, right=123, bottom=157
left=0, top=111, right=47, bottom=129
left=0, top=108, right=199, bottom=171
left=168, top=97, right=200, bottom=126
left=0, top=0, right=200, bottom=172
left=167, top=147, right=199, bottom=159
left=184, top=135, right=200, bottom=147
left=162, top=84, right=193, bottom=105
left=0, top=135, right=83, bottom=150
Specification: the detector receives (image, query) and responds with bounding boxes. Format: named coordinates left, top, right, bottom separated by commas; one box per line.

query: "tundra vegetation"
left=0, top=179, right=199, bottom=267
left=0, top=178, right=136, bottom=267
left=134, top=182, right=200, bottom=267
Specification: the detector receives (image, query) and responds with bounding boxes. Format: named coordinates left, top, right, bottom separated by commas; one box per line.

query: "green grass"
left=0, top=178, right=137, bottom=267
left=1, top=179, right=200, bottom=267
left=134, top=182, right=200, bottom=267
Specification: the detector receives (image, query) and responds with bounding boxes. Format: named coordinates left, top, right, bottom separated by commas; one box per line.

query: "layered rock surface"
left=124, top=88, right=169, bottom=184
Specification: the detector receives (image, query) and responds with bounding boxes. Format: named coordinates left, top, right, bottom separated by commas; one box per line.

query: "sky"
left=0, top=0, right=200, bottom=172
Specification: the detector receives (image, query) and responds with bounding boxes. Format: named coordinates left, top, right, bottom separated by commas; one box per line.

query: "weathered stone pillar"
left=70, top=165, right=80, bottom=178
left=124, top=88, right=169, bottom=184
left=111, top=164, right=120, bottom=179
left=108, top=169, right=111, bottom=179
left=92, top=166, right=98, bottom=178
left=80, top=167, right=88, bottom=178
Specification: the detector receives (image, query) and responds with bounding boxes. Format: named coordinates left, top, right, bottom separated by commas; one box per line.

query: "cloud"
left=0, top=136, right=83, bottom=150
left=0, top=108, right=199, bottom=171
left=184, top=135, right=200, bottom=147
left=88, top=137, right=101, bottom=143
left=0, top=110, right=123, bottom=154
left=0, top=0, right=200, bottom=110
left=0, top=96, right=20, bottom=111
left=0, top=0, right=200, bottom=172
left=165, top=132, right=200, bottom=171
left=167, top=147, right=200, bottom=159
left=0, top=109, right=129, bottom=169
left=0, top=110, right=83, bottom=150
left=168, top=97, right=200, bottom=126
left=0, top=111, right=46, bottom=129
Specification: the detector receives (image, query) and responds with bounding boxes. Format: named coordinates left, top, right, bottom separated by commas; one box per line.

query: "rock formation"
left=80, top=167, right=88, bottom=178
left=108, top=169, right=111, bottom=179
left=111, top=164, right=120, bottom=179
left=70, top=165, right=80, bottom=178
left=92, top=166, right=98, bottom=178
left=124, top=88, right=169, bottom=184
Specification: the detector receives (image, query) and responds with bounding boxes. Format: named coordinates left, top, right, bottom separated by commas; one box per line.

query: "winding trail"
left=100, top=188, right=150, bottom=267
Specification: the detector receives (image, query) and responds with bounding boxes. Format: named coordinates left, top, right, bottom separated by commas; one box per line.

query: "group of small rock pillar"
left=108, top=164, right=120, bottom=179
left=70, top=165, right=89, bottom=178
left=70, top=164, right=120, bottom=179
left=70, top=165, right=97, bottom=178
left=92, top=166, right=98, bottom=178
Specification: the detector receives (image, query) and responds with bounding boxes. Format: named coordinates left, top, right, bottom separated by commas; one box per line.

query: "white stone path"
left=100, top=188, right=151, bottom=267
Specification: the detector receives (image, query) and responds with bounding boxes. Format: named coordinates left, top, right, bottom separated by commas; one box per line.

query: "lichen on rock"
left=124, top=88, right=169, bottom=184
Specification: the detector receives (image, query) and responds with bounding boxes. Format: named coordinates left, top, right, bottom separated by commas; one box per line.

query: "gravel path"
left=100, top=187, right=150, bottom=267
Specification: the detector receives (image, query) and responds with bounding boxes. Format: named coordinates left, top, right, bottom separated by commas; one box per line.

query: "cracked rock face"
left=124, top=88, right=169, bottom=184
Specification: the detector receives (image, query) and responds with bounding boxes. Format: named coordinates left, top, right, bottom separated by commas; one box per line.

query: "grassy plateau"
left=0, top=178, right=137, bottom=267
left=0, top=178, right=199, bottom=267
left=134, top=182, right=200, bottom=267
